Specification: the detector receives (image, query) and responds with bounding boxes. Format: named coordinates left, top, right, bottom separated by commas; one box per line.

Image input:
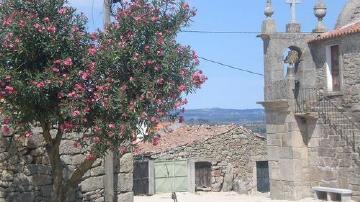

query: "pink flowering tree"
left=0, top=0, right=206, bottom=201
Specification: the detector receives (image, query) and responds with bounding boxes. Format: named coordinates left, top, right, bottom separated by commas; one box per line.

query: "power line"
left=182, top=30, right=260, bottom=34
left=199, top=57, right=264, bottom=77
left=181, top=30, right=314, bottom=34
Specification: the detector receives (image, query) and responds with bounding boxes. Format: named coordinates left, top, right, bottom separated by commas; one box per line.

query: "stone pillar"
left=187, top=160, right=195, bottom=193
left=148, top=160, right=155, bottom=195
left=116, top=153, right=134, bottom=202
left=104, top=152, right=115, bottom=202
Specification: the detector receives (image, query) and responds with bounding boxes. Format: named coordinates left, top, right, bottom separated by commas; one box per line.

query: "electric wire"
left=199, top=57, right=264, bottom=77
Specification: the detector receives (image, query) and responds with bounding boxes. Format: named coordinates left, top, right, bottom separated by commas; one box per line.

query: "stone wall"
left=146, top=126, right=266, bottom=194
left=308, top=33, right=360, bottom=201
left=307, top=121, right=360, bottom=201
left=0, top=128, right=133, bottom=202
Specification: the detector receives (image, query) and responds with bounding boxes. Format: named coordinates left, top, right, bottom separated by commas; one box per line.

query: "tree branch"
left=40, top=121, right=53, bottom=145
left=66, top=157, right=97, bottom=189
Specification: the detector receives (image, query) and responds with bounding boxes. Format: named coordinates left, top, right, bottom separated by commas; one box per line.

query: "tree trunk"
left=41, top=122, right=66, bottom=202
left=40, top=122, right=97, bottom=202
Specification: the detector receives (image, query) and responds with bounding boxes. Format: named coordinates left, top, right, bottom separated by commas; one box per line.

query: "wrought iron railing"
left=294, top=88, right=360, bottom=154
left=265, top=80, right=291, bottom=101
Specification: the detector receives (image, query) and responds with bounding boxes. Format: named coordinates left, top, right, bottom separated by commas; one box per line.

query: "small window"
left=326, top=45, right=341, bottom=92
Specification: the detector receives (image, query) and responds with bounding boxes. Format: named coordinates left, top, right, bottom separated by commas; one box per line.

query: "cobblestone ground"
left=134, top=192, right=320, bottom=202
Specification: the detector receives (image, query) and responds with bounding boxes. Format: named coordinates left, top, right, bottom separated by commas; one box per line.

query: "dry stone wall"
left=147, top=126, right=266, bottom=194
left=0, top=128, right=133, bottom=202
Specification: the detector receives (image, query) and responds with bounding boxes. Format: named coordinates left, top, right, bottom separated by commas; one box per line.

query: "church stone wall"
left=0, top=128, right=134, bottom=202
left=307, top=33, right=360, bottom=201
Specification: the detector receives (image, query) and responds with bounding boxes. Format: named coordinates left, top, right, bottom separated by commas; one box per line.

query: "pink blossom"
left=156, top=78, right=164, bottom=85
left=192, top=70, right=207, bottom=87
left=33, top=23, right=40, bottom=28
left=43, top=17, right=50, bottom=23
left=71, top=26, right=79, bottom=33
left=74, top=83, right=85, bottom=92
left=157, top=50, right=164, bottom=56
left=3, top=17, right=13, bottom=27
left=58, top=7, right=68, bottom=15
left=51, top=67, right=60, bottom=73
left=132, top=53, right=140, bottom=61
left=88, top=62, right=96, bottom=72
left=18, top=20, right=25, bottom=28
left=1, top=125, right=10, bottom=136
left=178, top=84, right=187, bottom=92
left=134, top=16, right=142, bottom=22
left=151, top=16, right=158, bottom=22
left=154, top=65, right=161, bottom=71
left=85, top=152, right=96, bottom=161
left=36, top=82, right=45, bottom=88
left=94, top=126, right=101, bottom=133
left=67, top=91, right=77, bottom=98
left=47, top=26, right=56, bottom=33
left=120, top=124, right=126, bottom=134
left=79, top=71, right=90, bottom=80
left=181, top=3, right=190, bottom=10
left=63, top=57, right=73, bottom=67
left=93, top=136, right=101, bottom=143
left=5, top=86, right=15, bottom=94
left=72, top=110, right=81, bottom=117
left=3, top=118, right=10, bottom=125
left=87, top=47, right=97, bottom=56
left=25, top=131, right=33, bottom=138
left=60, top=121, right=73, bottom=132
left=108, top=123, right=115, bottom=129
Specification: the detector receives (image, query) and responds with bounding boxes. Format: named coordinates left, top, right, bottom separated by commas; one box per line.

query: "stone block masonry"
left=0, top=128, right=133, bottom=202
left=137, top=125, right=267, bottom=194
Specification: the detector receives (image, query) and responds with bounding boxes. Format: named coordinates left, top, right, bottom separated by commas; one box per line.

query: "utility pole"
left=103, top=1, right=114, bottom=201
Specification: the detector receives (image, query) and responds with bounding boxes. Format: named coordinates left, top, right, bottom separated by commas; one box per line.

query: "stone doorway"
left=195, top=162, right=212, bottom=191
left=256, top=161, right=270, bottom=193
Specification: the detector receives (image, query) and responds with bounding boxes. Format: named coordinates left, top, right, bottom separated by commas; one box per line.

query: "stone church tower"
left=259, top=0, right=360, bottom=201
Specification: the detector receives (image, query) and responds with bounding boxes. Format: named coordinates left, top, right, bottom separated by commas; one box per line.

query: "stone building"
left=134, top=124, right=267, bottom=195
left=0, top=127, right=134, bottom=202
left=259, top=0, right=360, bottom=201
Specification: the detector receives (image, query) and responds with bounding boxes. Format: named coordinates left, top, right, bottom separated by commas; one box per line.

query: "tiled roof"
left=134, top=124, right=263, bottom=156
left=309, top=21, right=360, bottom=43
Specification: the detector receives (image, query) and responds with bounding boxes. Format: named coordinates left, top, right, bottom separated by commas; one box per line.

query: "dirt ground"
left=134, top=192, right=320, bottom=202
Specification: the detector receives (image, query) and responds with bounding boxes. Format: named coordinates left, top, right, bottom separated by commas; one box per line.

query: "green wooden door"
left=154, top=160, right=188, bottom=193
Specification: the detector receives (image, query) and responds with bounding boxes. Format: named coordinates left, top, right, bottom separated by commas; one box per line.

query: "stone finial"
left=285, top=0, right=301, bottom=33
left=264, top=0, right=274, bottom=19
left=313, top=0, right=327, bottom=33
left=262, top=0, right=277, bottom=34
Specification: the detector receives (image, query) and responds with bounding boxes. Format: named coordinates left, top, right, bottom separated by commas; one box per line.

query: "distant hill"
left=183, top=108, right=264, bottom=124
left=182, top=108, right=266, bottom=134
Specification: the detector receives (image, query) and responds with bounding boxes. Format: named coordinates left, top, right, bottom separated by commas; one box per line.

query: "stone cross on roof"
left=286, top=0, right=301, bottom=23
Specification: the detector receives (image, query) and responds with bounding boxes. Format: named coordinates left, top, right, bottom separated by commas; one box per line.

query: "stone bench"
left=313, top=187, right=352, bottom=202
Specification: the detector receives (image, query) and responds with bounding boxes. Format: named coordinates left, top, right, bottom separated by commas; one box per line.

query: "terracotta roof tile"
left=309, top=21, right=360, bottom=43
left=134, top=124, right=262, bottom=156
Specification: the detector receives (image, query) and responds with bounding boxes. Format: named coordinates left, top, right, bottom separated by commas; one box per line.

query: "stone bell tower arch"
left=258, top=0, right=327, bottom=200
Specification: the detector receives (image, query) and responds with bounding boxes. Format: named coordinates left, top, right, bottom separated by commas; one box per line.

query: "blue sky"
left=69, top=0, right=347, bottom=109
